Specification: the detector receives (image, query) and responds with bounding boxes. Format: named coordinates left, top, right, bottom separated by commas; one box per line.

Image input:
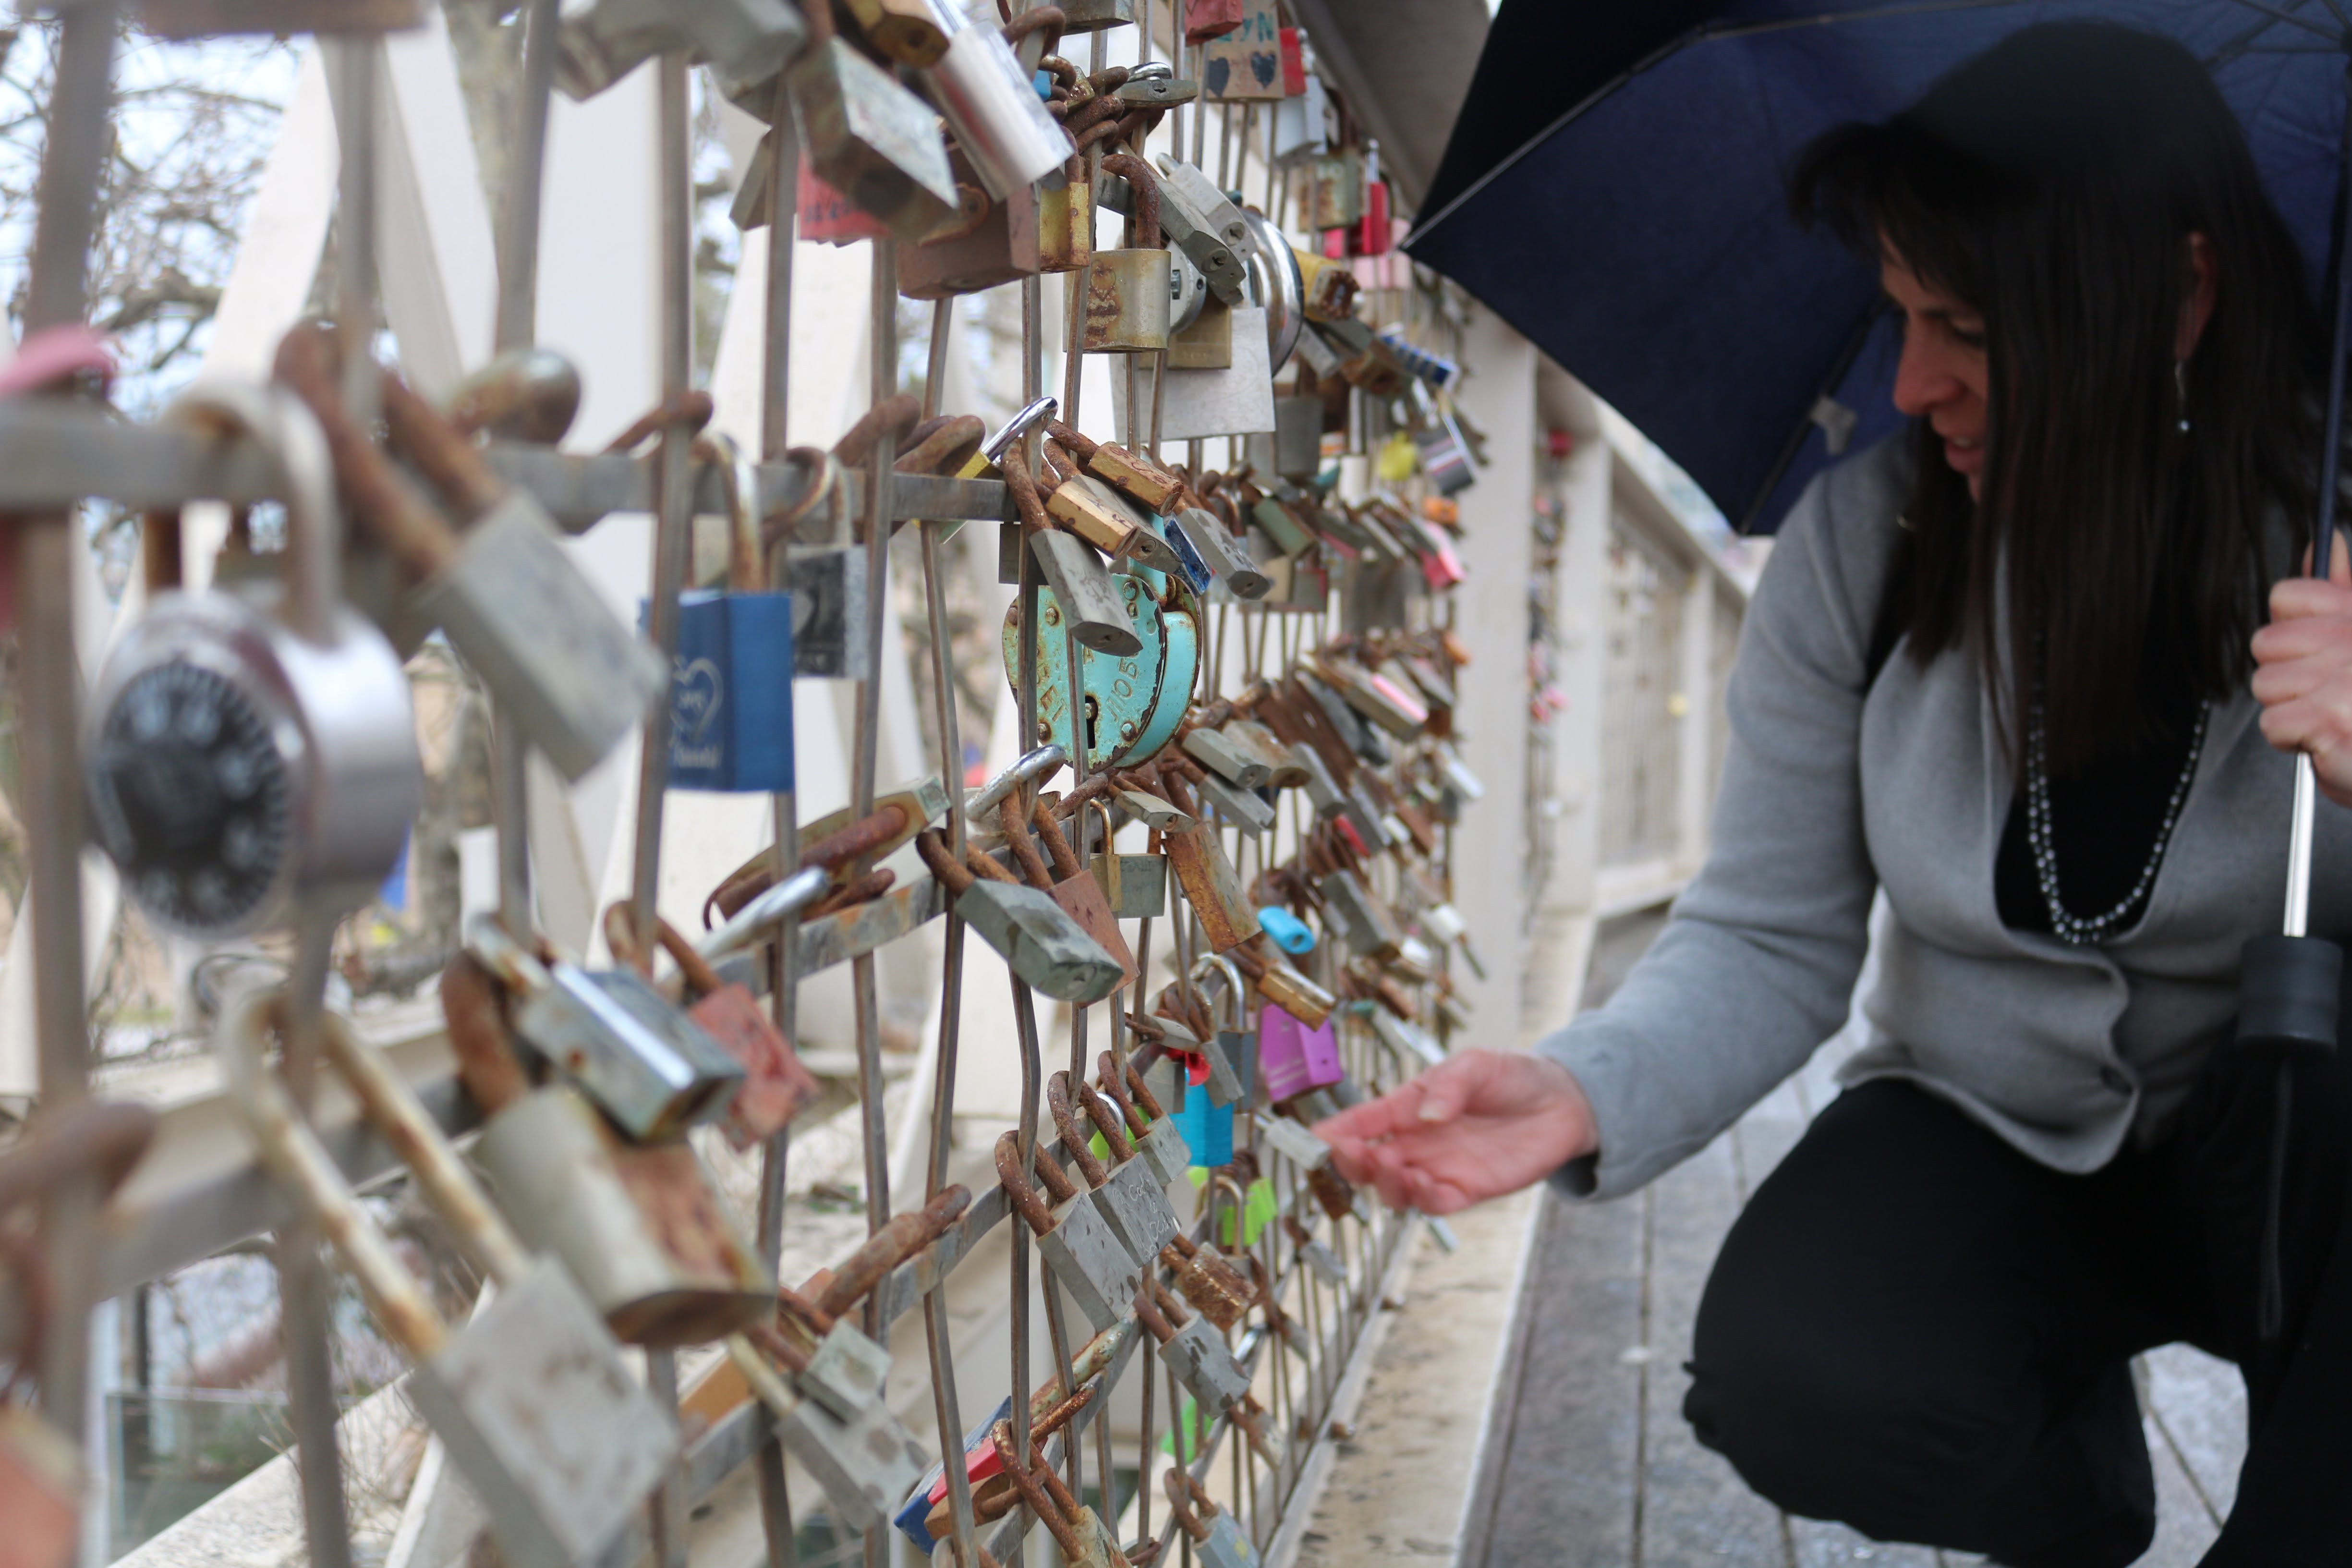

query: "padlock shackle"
left=1097, top=1051, right=1150, bottom=1137
left=1098, top=153, right=1160, bottom=249
left=811, top=1182, right=970, bottom=1319
left=216, top=989, right=449, bottom=1360
left=833, top=391, right=923, bottom=471
left=1074, top=1075, right=1135, bottom=1161
left=1031, top=799, right=1086, bottom=883
left=1046, top=419, right=1099, bottom=464
left=967, top=743, right=1069, bottom=823
left=1133, top=1286, right=1176, bottom=1346
left=1046, top=1072, right=1112, bottom=1189
left=1123, top=1054, right=1167, bottom=1121
left=1001, top=797, right=1055, bottom=891
left=165, top=380, right=343, bottom=645
left=990, top=1423, right=1087, bottom=1561
left=1001, top=439, right=1052, bottom=536
left=1031, top=1140, right=1082, bottom=1204
left=315, top=1008, right=536, bottom=1290
left=1194, top=952, right=1249, bottom=1032
left=599, top=388, right=715, bottom=458
left=1161, top=1469, right=1211, bottom=1541
left=440, top=953, right=534, bottom=1118
left=706, top=432, right=768, bottom=594
left=983, top=395, right=1058, bottom=467
left=601, top=899, right=654, bottom=976
left=994, top=1130, right=1058, bottom=1237
left=966, top=844, right=1022, bottom=885
left=1147, top=1272, right=1190, bottom=1328
left=699, top=864, right=833, bottom=962
left=918, top=827, right=978, bottom=895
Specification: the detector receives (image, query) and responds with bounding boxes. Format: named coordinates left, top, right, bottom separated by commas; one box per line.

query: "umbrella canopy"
left=1405, top=1, right=2351, bottom=531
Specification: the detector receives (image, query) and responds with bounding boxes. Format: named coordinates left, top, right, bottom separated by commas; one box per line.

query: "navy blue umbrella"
left=1405, top=1, right=2352, bottom=532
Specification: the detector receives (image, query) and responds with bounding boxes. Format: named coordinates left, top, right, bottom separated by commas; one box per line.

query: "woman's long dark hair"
left=1792, top=23, right=2319, bottom=776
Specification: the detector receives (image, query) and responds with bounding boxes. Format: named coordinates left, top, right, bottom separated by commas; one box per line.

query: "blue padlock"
left=650, top=439, right=795, bottom=793
left=1257, top=904, right=1315, bottom=954
left=1173, top=1077, right=1234, bottom=1166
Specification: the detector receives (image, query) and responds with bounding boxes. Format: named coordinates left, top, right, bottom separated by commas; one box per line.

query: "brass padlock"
left=1160, top=1232, right=1254, bottom=1332
left=1072, top=153, right=1172, bottom=354
left=996, top=1131, right=1141, bottom=1333
left=900, top=148, right=1093, bottom=299
left=1084, top=798, right=1167, bottom=918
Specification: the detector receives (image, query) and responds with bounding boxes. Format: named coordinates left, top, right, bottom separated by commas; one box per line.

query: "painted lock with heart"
left=661, top=436, right=796, bottom=793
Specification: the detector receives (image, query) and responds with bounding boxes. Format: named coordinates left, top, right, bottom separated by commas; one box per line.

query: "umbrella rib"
left=2218, top=0, right=2339, bottom=41
left=1738, top=302, right=1888, bottom=535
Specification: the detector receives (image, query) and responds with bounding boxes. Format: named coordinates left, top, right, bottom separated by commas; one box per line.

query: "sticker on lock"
left=1002, top=573, right=1198, bottom=771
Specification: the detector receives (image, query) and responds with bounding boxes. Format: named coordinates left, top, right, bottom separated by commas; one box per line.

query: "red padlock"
left=1278, top=26, right=1306, bottom=96
left=1184, top=0, right=1243, bottom=43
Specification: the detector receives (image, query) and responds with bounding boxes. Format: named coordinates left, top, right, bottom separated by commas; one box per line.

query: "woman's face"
left=1882, top=251, right=1989, bottom=498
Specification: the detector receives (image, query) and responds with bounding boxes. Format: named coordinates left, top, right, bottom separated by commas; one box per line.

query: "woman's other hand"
left=1311, top=1049, right=1599, bottom=1215
left=2255, top=531, right=2352, bottom=805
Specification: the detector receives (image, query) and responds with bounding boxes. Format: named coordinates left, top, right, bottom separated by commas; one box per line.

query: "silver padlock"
left=218, top=990, right=679, bottom=1568
left=1292, top=741, right=1347, bottom=819
left=1152, top=157, right=1252, bottom=306
left=279, top=326, right=667, bottom=783
left=1371, top=1008, right=1446, bottom=1071
left=1256, top=1112, right=1330, bottom=1173
left=87, top=381, right=423, bottom=940
left=1137, top=1286, right=1250, bottom=1416
left=1196, top=953, right=1255, bottom=1109
left=1030, top=527, right=1144, bottom=657
left=1103, top=1049, right=1193, bottom=1186
left=558, top=0, right=804, bottom=101
left=1169, top=506, right=1273, bottom=599
left=1049, top=1071, right=1179, bottom=1265
left=1322, top=868, right=1404, bottom=960
left=921, top=16, right=1071, bottom=201
left=1184, top=726, right=1271, bottom=790
left=996, top=1131, right=1140, bottom=1334
left=1284, top=1214, right=1346, bottom=1288
left=1166, top=1469, right=1259, bottom=1568
left=1073, top=1066, right=1182, bottom=1256
left=728, top=1337, right=932, bottom=1536
left=469, top=917, right=744, bottom=1142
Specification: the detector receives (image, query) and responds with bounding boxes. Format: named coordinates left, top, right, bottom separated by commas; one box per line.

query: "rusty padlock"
left=1026, top=798, right=1140, bottom=987
left=1160, top=1232, right=1255, bottom=1333
left=996, top=1130, right=1140, bottom=1333
left=639, top=912, right=822, bottom=1149
left=1157, top=771, right=1259, bottom=951
left=442, top=955, right=775, bottom=1346
left=918, top=830, right=1128, bottom=1004
left=788, top=0, right=958, bottom=239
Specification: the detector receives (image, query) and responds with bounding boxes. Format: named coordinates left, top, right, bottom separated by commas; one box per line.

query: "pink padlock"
left=1260, top=1004, right=1342, bottom=1102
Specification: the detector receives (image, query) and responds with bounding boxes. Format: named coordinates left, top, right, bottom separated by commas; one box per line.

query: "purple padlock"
left=1260, top=1004, right=1342, bottom=1102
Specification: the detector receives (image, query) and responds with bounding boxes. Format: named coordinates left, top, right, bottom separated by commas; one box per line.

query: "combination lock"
left=85, top=381, right=423, bottom=940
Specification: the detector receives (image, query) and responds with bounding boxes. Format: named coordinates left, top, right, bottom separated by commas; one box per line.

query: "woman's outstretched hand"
left=2254, top=531, right=2352, bottom=805
left=1311, top=1049, right=1600, bottom=1216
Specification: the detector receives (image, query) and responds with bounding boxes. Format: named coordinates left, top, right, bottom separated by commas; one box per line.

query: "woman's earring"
left=2176, top=359, right=2191, bottom=435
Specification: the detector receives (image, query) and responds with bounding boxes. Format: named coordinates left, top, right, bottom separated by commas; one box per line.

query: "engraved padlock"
left=87, top=380, right=423, bottom=939
left=1073, top=1065, right=1182, bottom=1255
left=276, top=324, right=667, bottom=783
left=1005, top=565, right=1201, bottom=771
left=218, top=988, right=680, bottom=1568
left=1072, top=154, right=1172, bottom=353
left=1048, top=1070, right=1176, bottom=1265
left=470, top=916, right=745, bottom=1142
left=442, top=954, right=776, bottom=1345
left=996, top=1130, right=1141, bottom=1333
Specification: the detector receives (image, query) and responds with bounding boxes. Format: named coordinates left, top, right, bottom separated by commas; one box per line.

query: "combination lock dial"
left=87, top=661, right=292, bottom=935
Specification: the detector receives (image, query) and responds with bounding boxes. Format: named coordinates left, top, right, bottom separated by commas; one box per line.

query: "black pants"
left=1684, top=1044, right=2352, bottom=1566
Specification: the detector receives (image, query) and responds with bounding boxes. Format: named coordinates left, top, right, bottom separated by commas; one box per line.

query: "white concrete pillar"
left=1549, top=429, right=1610, bottom=916
left=1447, top=303, right=1537, bottom=1041
left=1676, top=572, right=1715, bottom=877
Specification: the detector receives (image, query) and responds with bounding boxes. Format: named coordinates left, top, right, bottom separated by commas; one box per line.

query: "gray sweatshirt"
left=1537, top=436, right=2347, bottom=1200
